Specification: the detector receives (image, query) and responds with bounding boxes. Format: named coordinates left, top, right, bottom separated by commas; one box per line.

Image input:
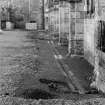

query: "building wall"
left=48, top=1, right=85, bottom=55
left=84, top=0, right=105, bottom=92
left=70, top=2, right=84, bottom=55
left=48, top=2, right=70, bottom=35
left=84, top=19, right=97, bottom=66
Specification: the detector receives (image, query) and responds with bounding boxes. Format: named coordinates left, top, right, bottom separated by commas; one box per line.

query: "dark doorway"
left=1, top=20, right=6, bottom=29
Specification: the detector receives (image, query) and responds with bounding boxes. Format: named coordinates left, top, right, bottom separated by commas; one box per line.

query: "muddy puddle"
left=14, top=88, right=57, bottom=99
left=13, top=78, right=71, bottom=100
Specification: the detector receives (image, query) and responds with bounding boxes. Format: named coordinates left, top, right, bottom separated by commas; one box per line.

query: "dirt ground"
left=0, top=30, right=75, bottom=99
left=0, top=30, right=104, bottom=104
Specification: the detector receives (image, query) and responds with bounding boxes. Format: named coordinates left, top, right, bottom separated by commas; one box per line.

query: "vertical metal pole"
left=56, top=6, right=58, bottom=32
left=62, top=1, right=65, bottom=37
left=29, top=0, right=30, bottom=22
left=49, top=9, right=52, bottom=37
left=58, top=2, right=61, bottom=44
left=74, top=2, right=77, bottom=55
left=54, top=5, right=56, bottom=33
left=8, top=1, right=10, bottom=21
left=68, top=4, right=71, bottom=54
left=50, top=12, right=52, bottom=33
left=49, top=10, right=51, bottom=35
left=55, top=7, right=56, bottom=33
left=42, top=0, right=45, bottom=29
left=0, top=5, right=1, bottom=30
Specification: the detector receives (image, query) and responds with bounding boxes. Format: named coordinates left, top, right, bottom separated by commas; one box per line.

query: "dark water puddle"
left=39, top=78, right=70, bottom=93
left=39, top=78, right=68, bottom=86
left=14, top=89, right=57, bottom=100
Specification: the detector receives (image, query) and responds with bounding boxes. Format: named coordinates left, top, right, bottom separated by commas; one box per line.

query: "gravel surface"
left=0, top=30, right=105, bottom=105
left=0, top=30, right=70, bottom=98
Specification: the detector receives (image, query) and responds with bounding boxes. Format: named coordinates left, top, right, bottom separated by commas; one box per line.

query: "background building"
left=0, top=0, right=42, bottom=29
